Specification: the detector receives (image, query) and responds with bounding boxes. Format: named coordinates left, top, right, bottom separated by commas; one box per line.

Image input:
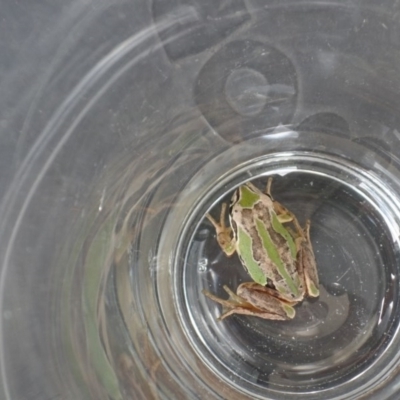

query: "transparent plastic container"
left=1, top=1, right=400, bottom=399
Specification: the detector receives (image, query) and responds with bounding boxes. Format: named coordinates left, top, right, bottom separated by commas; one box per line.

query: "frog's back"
left=231, top=183, right=305, bottom=302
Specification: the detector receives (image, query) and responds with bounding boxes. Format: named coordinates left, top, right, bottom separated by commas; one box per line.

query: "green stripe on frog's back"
left=255, top=218, right=299, bottom=297
left=236, top=227, right=267, bottom=286
left=271, top=213, right=297, bottom=259
left=237, top=185, right=260, bottom=208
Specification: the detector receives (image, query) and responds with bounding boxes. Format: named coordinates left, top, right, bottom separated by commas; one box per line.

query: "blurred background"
left=2, top=1, right=400, bottom=399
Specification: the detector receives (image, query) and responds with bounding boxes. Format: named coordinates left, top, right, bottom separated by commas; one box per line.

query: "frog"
left=202, top=178, right=319, bottom=320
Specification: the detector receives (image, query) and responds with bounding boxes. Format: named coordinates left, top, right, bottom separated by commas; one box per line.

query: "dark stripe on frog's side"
left=256, top=215, right=300, bottom=298
left=236, top=227, right=267, bottom=286
left=255, top=218, right=299, bottom=297
left=267, top=222, right=295, bottom=268
left=236, top=209, right=295, bottom=294
left=252, top=202, right=300, bottom=285
left=236, top=209, right=281, bottom=285
left=271, top=213, right=297, bottom=259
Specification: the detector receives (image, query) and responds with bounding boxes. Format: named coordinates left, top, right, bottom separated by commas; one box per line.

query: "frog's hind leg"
left=203, top=283, right=296, bottom=320
left=202, top=286, right=254, bottom=320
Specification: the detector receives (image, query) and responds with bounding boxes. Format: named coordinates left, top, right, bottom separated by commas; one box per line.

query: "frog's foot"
left=203, top=283, right=296, bottom=321
left=202, top=286, right=245, bottom=317
left=206, top=203, right=236, bottom=256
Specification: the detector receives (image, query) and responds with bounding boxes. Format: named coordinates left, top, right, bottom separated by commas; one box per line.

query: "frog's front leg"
left=206, top=203, right=236, bottom=256
left=203, top=283, right=296, bottom=320
left=265, top=179, right=310, bottom=238
left=265, top=177, right=296, bottom=223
